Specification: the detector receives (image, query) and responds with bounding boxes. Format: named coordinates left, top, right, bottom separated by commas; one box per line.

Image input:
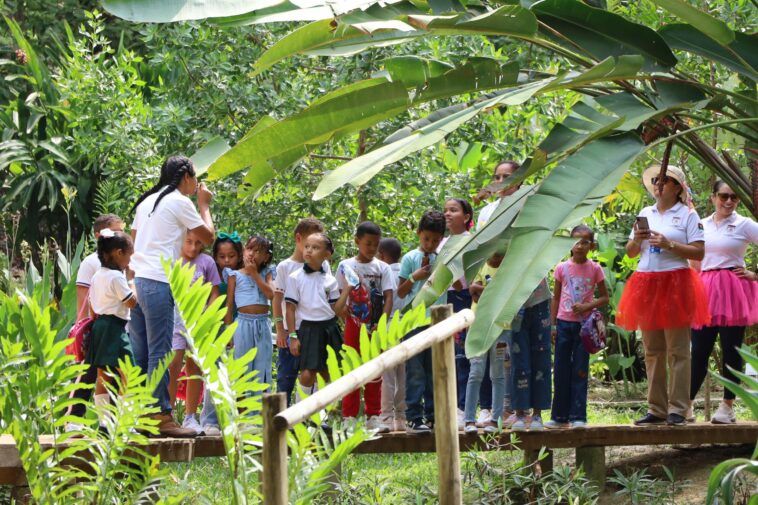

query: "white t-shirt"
left=700, top=212, right=758, bottom=270
left=275, top=258, right=331, bottom=330
left=76, top=252, right=100, bottom=288
left=631, top=202, right=704, bottom=272
left=89, top=267, right=134, bottom=320
left=388, top=262, right=407, bottom=314
left=130, top=189, right=205, bottom=283
left=284, top=267, right=340, bottom=322
left=476, top=200, right=499, bottom=230
left=336, top=257, right=396, bottom=323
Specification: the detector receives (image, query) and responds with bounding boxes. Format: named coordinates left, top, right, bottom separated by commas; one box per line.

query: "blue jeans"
left=463, top=332, right=507, bottom=423
left=448, top=289, right=472, bottom=411
left=234, top=313, right=273, bottom=388
left=404, top=326, right=434, bottom=423
left=276, top=346, right=299, bottom=407
left=510, top=300, right=552, bottom=412
left=551, top=319, right=589, bottom=423
left=129, top=278, right=174, bottom=412
left=200, top=387, right=219, bottom=427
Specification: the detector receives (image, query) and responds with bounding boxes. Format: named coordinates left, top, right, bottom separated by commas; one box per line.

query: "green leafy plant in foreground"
left=706, top=344, right=758, bottom=505
left=165, top=259, right=382, bottom=504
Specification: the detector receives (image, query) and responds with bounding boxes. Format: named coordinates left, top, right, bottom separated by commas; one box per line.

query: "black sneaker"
left=634, top=413, right=666, bottom=426
left=666, top=413, right=687, bottom=426
left=407, top=419, right=432, bottom=434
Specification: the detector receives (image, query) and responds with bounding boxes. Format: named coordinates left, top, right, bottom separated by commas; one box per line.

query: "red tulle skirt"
left=696, top=269, right=758, bottom=328
left=617, top=268, right=710, bottom=331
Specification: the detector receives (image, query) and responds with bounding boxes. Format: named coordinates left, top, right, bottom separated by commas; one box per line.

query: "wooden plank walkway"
left=2, top=423, right=756, bottom=487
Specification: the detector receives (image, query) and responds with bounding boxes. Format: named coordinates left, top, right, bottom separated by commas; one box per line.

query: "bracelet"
left=272, top=316, right=283, bottom=324
left=668, top=241, right=675, bottom=250
left=289, top=332, right=298, bottom=340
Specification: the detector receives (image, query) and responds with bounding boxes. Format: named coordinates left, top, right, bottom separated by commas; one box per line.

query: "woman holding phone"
left=617, top=165, right=709, bottom=427
left=690, top=181, right=758, bottom=424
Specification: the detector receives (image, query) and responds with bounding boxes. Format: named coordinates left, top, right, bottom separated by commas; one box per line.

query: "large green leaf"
left=206, top=79, right=411, bottom=183
left=313, top=79, right=553, bottom=199
left=102, top=0, right=280, bottom=22
left=191, top=136, right=230, bottom=177
left=465, top=132, right=645, bottom=357
left=659, top=23, right=758, bottom=81
left=530, top=0, right=677, bottom=72
left=651, top=0, right=734, bottom=45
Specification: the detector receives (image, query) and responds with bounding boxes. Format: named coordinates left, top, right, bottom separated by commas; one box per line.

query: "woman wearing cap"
left=617, top=165, right=710, bottom=427
left=690, top=181, right=758, bottom=424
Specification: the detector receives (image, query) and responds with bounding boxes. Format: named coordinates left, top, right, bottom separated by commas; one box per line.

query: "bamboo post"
left=262, top=393, right=288, bottom=505
left=431, top=304, right=462, bottom=505
left=274, top=309, right=475, bottom=430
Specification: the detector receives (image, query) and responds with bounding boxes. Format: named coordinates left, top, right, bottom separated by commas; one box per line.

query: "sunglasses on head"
left=651, top=175, right=678, bottom=185
left=716, top=192, right=739, bottom=203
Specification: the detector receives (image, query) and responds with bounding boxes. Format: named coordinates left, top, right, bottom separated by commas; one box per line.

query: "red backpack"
left=66, top=302, right=93, bottom=362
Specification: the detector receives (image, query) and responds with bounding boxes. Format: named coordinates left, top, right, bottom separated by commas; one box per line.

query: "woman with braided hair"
left=128, top=155, right=215, bottom=437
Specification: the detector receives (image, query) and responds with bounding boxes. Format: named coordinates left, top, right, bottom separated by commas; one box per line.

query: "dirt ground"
left=586, top=444, right=755, bottom=504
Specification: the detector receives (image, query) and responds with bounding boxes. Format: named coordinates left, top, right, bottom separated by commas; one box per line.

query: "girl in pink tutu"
left=690, top=181, right=758, bottom=424
left=617, top=165, right=709, bottom=427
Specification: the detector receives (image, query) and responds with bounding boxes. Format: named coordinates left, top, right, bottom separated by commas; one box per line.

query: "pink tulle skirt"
left=696, top=269, right=758, bottom=328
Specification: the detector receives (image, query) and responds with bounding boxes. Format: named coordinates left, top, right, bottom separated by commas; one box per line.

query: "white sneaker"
left=711, top=402, right=736, bottom=424
left=457, top=408, right=465, bottom=431
left=529, top=416, right=544, bottom=431
left=570, top=421, right=587, bottom=429
left=64, top=422, right=85, bottom=433
left=203, top=424, right=221, bottom=436
left=476, top=409, right=492, bottom=427
left=182, top=414, right=203, bottom=435
left=367, top=416, right=389, bottom=433
left=464, top=423, right=478, bottom=434
left=393, top=419, right=407, bottom=432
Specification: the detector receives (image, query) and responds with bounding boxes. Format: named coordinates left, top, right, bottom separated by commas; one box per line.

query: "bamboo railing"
left=261, top=305, right=475, bottom=505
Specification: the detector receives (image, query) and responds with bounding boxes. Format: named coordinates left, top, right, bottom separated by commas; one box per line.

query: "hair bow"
left=100, top=228, right=116, bottom=238
left=217, top=231, right=241, bottom=243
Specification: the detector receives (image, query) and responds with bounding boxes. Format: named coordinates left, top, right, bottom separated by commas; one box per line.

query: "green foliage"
left=324, top=304, right=429, bottom=383
left=609, top=466, right=689, bottom=505
left=706, top=344, right=758, bottom=505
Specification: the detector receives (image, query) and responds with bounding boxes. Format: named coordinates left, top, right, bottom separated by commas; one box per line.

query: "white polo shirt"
left=130, top=189, right=205, bottom=283
left=284, top=267, right=340, bottom=322
left=631, top=202, right=704, bottom=272
left=76, top=252, right=100, bottom=288
left=700, top=212, right=758, bottom=270
left=89, top=268, right=134, bottom=320
left=275, top=258, right=331, bottom=330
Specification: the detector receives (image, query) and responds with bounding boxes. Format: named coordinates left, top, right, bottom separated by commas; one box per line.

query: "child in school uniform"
left=397, top=211, right=446, bottom=433
left=225, top=236, right=276, bottom=391
left=337, top=222, right=395, bottom=432
left=87, top=230, right=137, bottom=429
left=285, top=233, right=350, bottom=396
left=273, top=218, right=329, bottom=406
left=547, top=225, right=608, bottom=429
left=377, top=237, right=408, bottom=432
left=168, top=229, right=222, bottom=434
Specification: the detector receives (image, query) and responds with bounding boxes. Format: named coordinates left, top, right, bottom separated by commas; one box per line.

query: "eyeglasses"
left=716, top=192, right=739, bottom=202
left=651, top=176, right=679, bottom=185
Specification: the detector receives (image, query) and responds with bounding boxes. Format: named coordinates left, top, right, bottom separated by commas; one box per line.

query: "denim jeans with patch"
left=550, top=319, right=588, bottom=422
left=510, top=300, right=552, bottom=412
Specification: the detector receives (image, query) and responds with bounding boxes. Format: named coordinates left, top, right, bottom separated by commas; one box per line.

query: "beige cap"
left=642, top=164, right=688, bottom=204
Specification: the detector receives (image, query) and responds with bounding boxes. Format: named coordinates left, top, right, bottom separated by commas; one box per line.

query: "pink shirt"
left=554, top=259, right=605, bottom=322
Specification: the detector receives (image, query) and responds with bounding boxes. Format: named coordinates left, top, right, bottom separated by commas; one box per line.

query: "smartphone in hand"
left=636, top=216, right=650, bottom=231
